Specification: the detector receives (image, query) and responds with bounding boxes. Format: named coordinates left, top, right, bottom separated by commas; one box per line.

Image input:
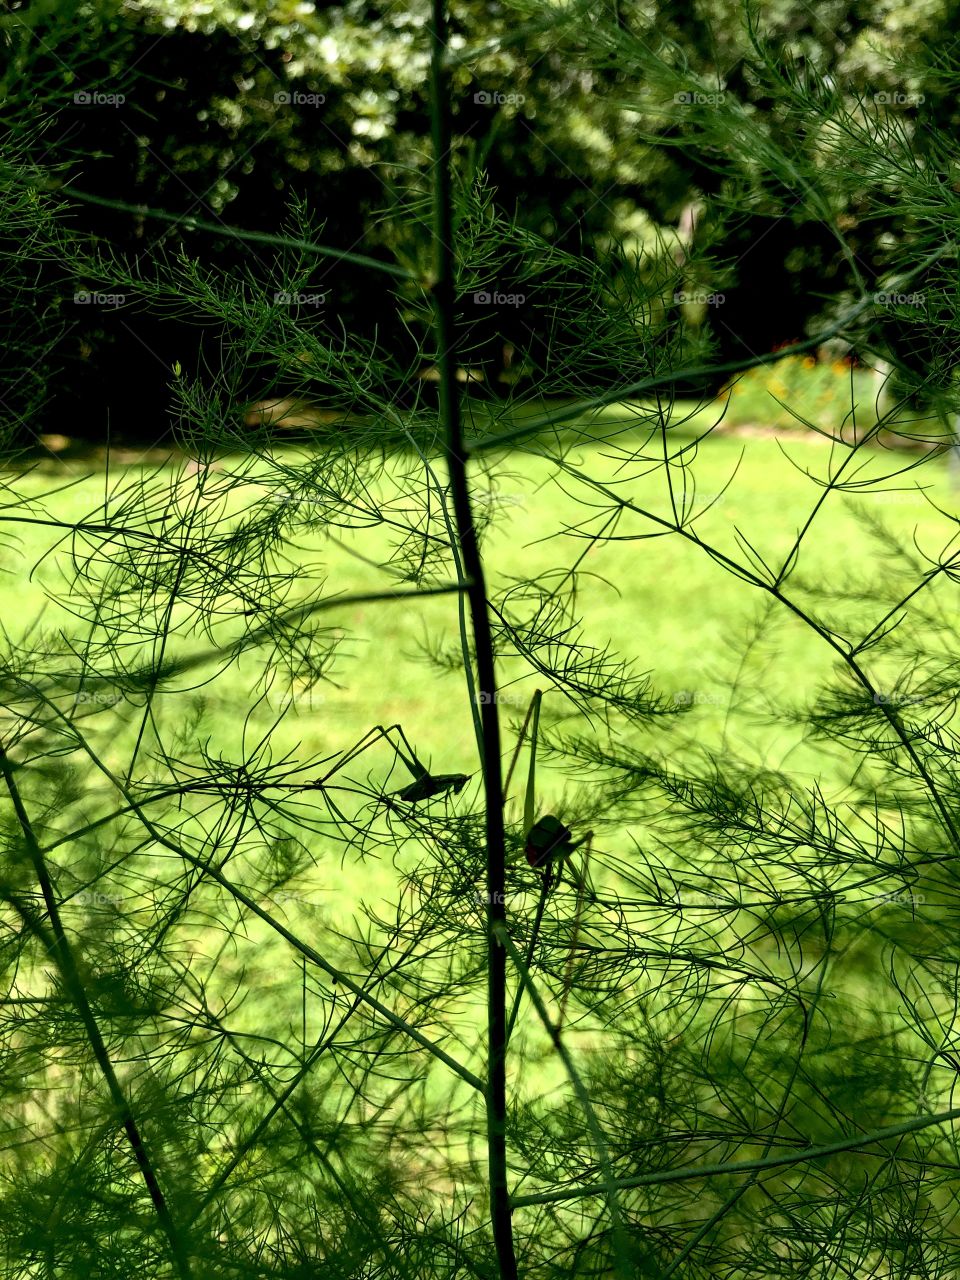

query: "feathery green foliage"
left=2, top=2, right=960, bottom=1278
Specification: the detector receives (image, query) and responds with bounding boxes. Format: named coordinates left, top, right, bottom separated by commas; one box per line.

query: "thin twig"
left=512, top=1105, right=960, bottom=1208
left=0, top=736, right=194, bottom=1279
left=495, top=921, right=634, bottom=1278
left=8, top=172, right=414, bottom=281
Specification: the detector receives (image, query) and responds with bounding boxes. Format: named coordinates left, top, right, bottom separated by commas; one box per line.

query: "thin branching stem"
left=0, top=736, right=195, bottom=1280
left=512, top=1104, right=960, bottom=1208
left=428, top=1, right=517, bottom=1274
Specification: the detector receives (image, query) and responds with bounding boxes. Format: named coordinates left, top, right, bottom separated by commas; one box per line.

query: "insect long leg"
left=558, top=831, right=593, bottom=1030
left=505, top=863, right=553, bottom=1045
left=315, top=723, right=428, bottom=787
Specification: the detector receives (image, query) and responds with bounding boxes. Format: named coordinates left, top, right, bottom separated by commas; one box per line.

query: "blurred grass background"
left=4, top=379, right=957, bottom=1119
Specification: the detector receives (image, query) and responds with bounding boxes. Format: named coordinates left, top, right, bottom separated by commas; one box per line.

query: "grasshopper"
left=298, top=722, right=472, bottom=805
left=502, top=689, right=594, bottom=1038
left=300, top=704, right=591, bottom=1032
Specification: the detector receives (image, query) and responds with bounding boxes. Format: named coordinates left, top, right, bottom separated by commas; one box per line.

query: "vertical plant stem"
left=427, top=4, right=518, bottom=1277
left=494, top=922, right=633, bottom=1278
left=0, top=738, right=193, bottom=1280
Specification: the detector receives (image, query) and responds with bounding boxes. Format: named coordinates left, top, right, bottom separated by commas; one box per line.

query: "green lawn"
left=6, top=412, right=956, bottom=831
left=3, top=412, right=957, bottom=1107
left=9, top=412, right=956, bottom=774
